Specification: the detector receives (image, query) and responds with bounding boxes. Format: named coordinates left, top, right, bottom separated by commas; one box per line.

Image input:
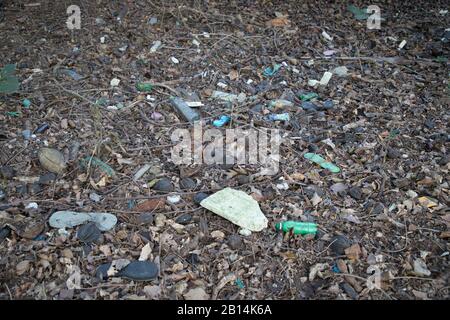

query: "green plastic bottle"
left=275, top=221, right=317, bottom=235
left=136, top=82, right=153, bottom=92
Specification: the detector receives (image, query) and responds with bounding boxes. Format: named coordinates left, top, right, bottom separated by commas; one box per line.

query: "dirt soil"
left=0, top=0, right=449, bottom=300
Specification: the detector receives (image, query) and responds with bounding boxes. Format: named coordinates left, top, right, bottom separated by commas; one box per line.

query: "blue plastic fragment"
left=265, top=113, right=290, bottom=121
left=213, top=115, right=231, bottom=127
left=322, top=100, right=334, bottom=110
left=235, top=278, right=245, bottom=289
left=22, top=99, right=31, bottom=108
left=33, top=234, right=46, bottom=241
left=301, top=101, right=318, bottom=111
left=332, top=263, right=340, bottom=273
left=263, top=64, right=282, bottom=77
left=128, top=200, right=136, bottom=209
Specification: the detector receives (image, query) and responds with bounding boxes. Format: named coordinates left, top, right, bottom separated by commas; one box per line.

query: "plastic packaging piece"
left=332, top=66, right=348, bottom=77
left=265, top=113, right=290, bottom=121
left=319, top=71, right=333, bottom=85
left=301, top=101, right=318, bottom=111
left=38, top=148, right=66, bottom=174
left=321, top=31, right=333, bottom=41
left=211, top=91, right=246, bottom=103
left=150, top=40, right=162, bottom=53
left=200, top=187, right=268, bottom=232
left=322, top=100, right=335, bottom=110
left=0, top=64, right=20, bottom=94
left=347, top=5, right=369, bottom=20
left=49, top=211, right=117, bottom=231
left=213, top=115, right=231, bottom=127
left=304, top=152, right=340, bottom=173
left=22, top=99, right=31, bottom=108
left=299, top=92, right=318, bottom=101
left=263, top=63, right=282, bottom=77
left=80, top=156, right=116, bottom=177
left=269, top=99, right=294, bottom=108
left=62, top=69, right=83, bottom=81
left=170, top=96, right=200, bottom=123
left=133, top=164, right=151, bottom=181
left=275, top=221, right=317, bottom=235
left=34, top=123, right=49, bottom=134
left=136, top=82, right=153, bottom=92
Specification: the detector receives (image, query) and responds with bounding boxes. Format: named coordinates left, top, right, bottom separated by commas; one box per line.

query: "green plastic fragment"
left=263, top=64, right=282, bottom=77
left=235, top=278, right=245, bottom=289
left=136, top=82, right=153, bottom=92
left=347, top=5, right=369, bottom=20
left=80, top=156, right=116, bottom=177
left=6, top=111, right=20, bottom=117
left=95, top=97, right=109, bottom=106
left=299, top=92, right=319, bottom=101
left=275, top=221, right=317, bottom=235
left=435, top=56, right=448, bottom=63
left=0, top=64, right=20, bottom=94
left=304, top=152, right=340, bottom=173
left=389, top=128, right=400, bottom=139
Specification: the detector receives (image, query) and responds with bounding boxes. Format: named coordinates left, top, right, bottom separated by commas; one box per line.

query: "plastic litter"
left=80, top=156, right=116, bottom=177
left=211, top=90, right=246, bottom=103
left=319, top=71, right=333, bottom=85
left=136, top=82, right=153, bottom=92
left=62, top=69, right=83, bottom=81
left=304, top=152, right=340, bottom=173
left=76, top=222, right=101, bottom=243
left=299, top=92, right=318, bottom=101
left=269, top=99, right=294, bottom=108
left=38, top=148, right=66, bottom=174
left=170, top=96, right=200, bottom=123
left=263, top=63, right=282, bottom=77
left=321, top=31, right=333, bottom=41
left=133, top=164, right=151, bottom=181
left=275, top=221, right=317, bottom=235
left=332, top=66, right=348, bottom=77
left=49, top=211, right=117, bottom=231
left=301, top=101, right=318, bottom=111
left=110, top=78, right=120, bottom=87
left=213, top=115, right=231, bottom=127
left=150, top=40, right=162, bottom=53
left=0, top=64, right=20, bottom=94
left=265, top=113, right=290, bottom=121
left=347, top=5, right=369, bottom=20
left=22, top=99, right=31, bottom=108
left=200, top=187, right=268, bottom=232
left=34, top=123, right=49, bottom=134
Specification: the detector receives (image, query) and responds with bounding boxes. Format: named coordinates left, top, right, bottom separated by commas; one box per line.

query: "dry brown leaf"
left=267, top=16, right=290, bottom=27
left=228, top=69, right=239, bottom=80
left=345, top=244, right=362, bottom=261
left=135, top=198, right=165, bottom=212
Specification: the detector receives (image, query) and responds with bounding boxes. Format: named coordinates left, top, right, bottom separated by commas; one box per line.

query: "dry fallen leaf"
left=16, top=260, right=31, bottom=275
left=228, top=69, right=239, bottom=80
left=267, top=16, right=290, bottom=27
left=345, top=244, right=362, bottom=261
left=183, top=287, right=210, bottom=300
left=135, top=198, right=165, bottom=212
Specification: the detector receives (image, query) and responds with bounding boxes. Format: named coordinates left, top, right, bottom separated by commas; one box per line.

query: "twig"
left=52, top=79, right=97, bottom=105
